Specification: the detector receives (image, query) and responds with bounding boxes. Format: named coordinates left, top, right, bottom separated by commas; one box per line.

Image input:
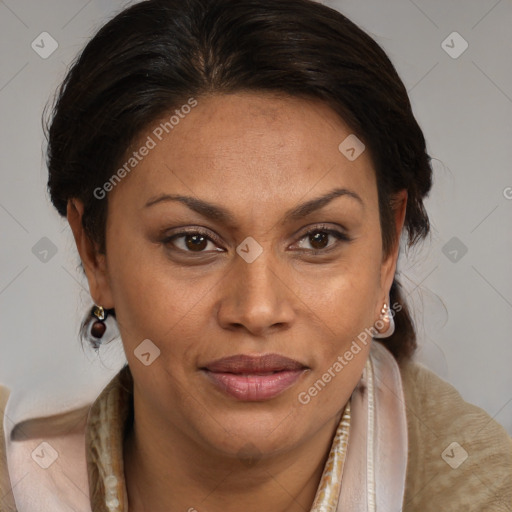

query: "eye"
left=162, top=224, right=350, bottom=255
left=294, top=225, right=350, bottom=253
left=163, top=229, right=224, bottom=253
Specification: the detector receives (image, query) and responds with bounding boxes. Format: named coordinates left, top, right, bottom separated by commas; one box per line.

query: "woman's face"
left=72, top=92, right=404, bottom=459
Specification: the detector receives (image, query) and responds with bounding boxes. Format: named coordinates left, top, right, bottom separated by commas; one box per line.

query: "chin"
left=193, top=410, right=303, bottom=457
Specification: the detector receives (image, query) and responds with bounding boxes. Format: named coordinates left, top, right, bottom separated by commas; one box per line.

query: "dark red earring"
left=81, top=305, right=109, bottom=350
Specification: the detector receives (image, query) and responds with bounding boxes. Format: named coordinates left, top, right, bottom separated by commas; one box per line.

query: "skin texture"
left=67, top=92, right=406, bottom=512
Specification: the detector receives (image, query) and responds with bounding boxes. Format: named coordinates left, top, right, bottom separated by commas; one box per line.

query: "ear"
left=66, top=199, right=114, bottom=309
left=379, top=189, right=408, bottom=300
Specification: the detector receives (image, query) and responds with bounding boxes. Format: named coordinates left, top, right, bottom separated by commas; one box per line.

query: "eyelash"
left=162, top=224, right=350, bottom=255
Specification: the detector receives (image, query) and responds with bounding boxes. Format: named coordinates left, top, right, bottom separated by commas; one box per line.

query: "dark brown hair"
left=46, top=0, right=432, bottom=363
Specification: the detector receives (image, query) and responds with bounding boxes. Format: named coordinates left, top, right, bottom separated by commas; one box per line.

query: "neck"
left=123, top=400, right=344, bottom=512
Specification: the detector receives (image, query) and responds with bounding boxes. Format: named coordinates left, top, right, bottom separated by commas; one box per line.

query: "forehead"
left=108, top=92, right=377, bottom=217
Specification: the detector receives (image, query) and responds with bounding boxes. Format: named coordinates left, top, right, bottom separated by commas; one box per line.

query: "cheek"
left=110, top=266, right=204, bottom=344
left=106, top=243, right=218, bottom=378
left=299, top=251, right=382, bottom=381
left=308, top=278, right=377, bottom=379
left=296, top=273, right=379, bottom=414
left=302, top=251, right=382, bottom=327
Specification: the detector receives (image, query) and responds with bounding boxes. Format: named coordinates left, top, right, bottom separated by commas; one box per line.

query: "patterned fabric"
left=310, top=401, right=351, bottom=511
left=85, top=364, right=351, bottom=512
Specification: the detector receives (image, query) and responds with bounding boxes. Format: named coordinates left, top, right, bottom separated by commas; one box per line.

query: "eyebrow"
left=144, top=187, right=364, bottom=226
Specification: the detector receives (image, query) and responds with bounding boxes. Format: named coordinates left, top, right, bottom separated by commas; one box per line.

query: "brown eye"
left=295, top=227, right=350, bottom=253
left=184, top=233, right=208, bottom=251
left=309, top=231, right=330, bottom=250
left=163, top=230, right=223, bottom=253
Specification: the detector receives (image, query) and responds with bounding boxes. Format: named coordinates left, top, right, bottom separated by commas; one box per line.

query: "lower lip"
left=202, top=369, right=306, bottom=401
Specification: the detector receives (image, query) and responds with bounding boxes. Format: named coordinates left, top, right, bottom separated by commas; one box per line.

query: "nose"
left=216, top=247, right=295, bottom=337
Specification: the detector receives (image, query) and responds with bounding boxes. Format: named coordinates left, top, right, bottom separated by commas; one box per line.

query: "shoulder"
left=397, top=359, right=512, bottom=511
left=0, top=388, right=91, bottom=512
left=1, top=384, right=16, bottom=511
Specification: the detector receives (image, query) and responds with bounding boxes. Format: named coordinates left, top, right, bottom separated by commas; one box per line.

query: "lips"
left=203, top=353, right=306, bottom=373
left=201, top=353, right=308, bottom=401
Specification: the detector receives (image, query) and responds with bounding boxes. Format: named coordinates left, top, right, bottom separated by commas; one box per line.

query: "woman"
left=1, top=0, right=511, bottom=510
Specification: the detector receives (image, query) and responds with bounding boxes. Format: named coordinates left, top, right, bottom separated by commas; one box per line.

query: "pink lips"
left=201, top=354, right=308, bottom=401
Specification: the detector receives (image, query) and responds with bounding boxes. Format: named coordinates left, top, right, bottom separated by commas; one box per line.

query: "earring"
left=80, top=305, right=109, bottom=350
left=373, top=300, right=395, bottom=339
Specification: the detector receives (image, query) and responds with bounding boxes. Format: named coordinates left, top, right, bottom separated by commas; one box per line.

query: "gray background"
left=1, top=0, right=511, bottom=434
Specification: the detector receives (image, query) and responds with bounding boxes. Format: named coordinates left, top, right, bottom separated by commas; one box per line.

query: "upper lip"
left=202, top=353, right=307, bottom=373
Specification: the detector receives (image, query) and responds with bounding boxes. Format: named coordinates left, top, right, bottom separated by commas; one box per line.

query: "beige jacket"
left=1, top=358, right=511, bottom=511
